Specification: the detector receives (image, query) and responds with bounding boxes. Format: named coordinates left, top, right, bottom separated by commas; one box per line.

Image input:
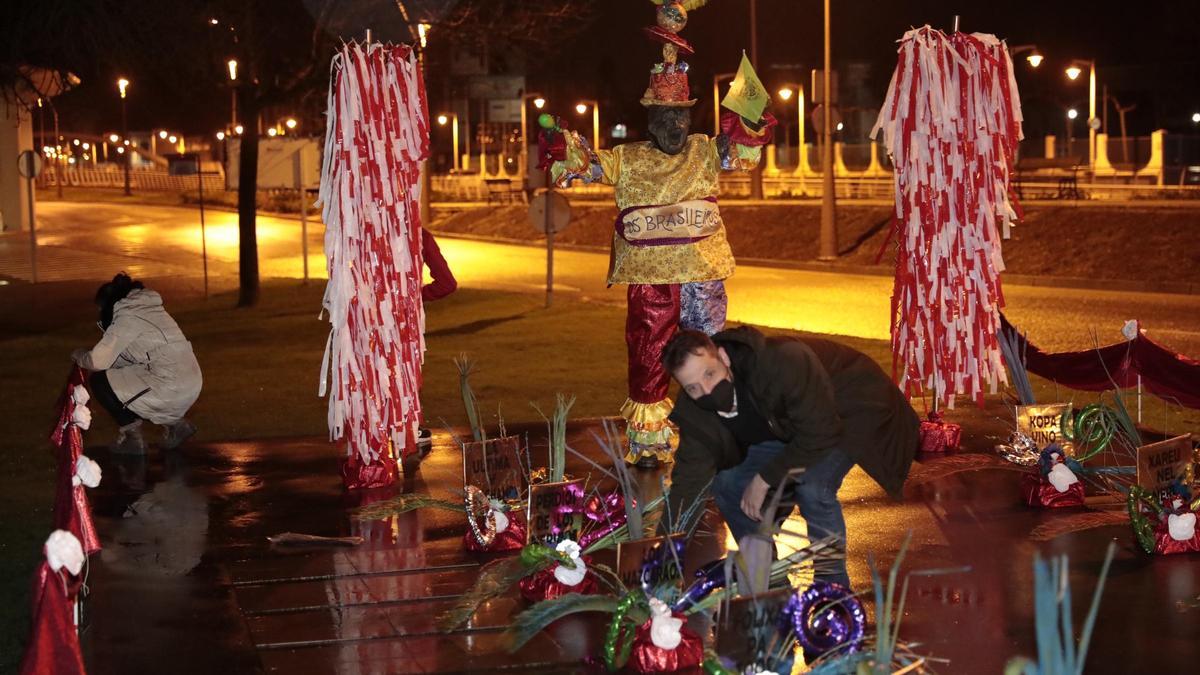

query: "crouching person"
left=661, top=327, right=919, bottom=587
left=73, top=273, right=202, bottom=454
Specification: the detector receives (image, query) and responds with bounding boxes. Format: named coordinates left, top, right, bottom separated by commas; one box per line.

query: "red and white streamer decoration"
left=318, top=41, right=430, bottom=485
left=871, top=26, right=1023, bottom=408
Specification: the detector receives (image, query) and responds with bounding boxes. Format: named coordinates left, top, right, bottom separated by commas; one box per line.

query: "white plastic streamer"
left=871, top=26, right=1022, bottom=408
left=317, top=41, right=430, bottom=465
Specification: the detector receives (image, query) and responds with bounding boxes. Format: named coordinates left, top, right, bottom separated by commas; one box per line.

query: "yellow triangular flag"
left=721, top=51, right=769, bottom=121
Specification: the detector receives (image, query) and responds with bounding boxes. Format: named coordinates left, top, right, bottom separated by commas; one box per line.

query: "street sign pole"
left=18, top=150, right=42, bottom=283
left=196, top=158, right=209, bottom=298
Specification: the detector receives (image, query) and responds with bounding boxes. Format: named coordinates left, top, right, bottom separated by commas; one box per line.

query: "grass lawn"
left=2, top=280, right=1197, bottom=669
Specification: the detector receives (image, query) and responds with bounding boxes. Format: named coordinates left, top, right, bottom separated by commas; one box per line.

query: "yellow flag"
left=721, top=51, right=769, bottom=121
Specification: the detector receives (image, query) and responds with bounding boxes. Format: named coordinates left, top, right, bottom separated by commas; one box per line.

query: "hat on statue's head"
left=639, top=0, right=707, bottom=107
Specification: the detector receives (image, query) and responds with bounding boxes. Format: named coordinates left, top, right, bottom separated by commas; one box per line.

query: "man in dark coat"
left=661, top=326, right=919, bottom=586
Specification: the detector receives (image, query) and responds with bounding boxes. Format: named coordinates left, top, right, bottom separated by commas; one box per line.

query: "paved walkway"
left=78, top=410, right=1199, bottom=674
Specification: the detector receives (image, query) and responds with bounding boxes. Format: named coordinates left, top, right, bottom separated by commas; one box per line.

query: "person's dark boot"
left=112, top=420, right=147, bottom=455
left=161, top=418, right=196, bottom=450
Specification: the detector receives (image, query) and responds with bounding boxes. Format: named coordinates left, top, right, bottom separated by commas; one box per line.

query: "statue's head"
left=646, top=105, right=691, bottom=155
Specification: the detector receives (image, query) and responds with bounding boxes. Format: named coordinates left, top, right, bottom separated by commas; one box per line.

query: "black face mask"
left=694, top=378, right=735, bottom=413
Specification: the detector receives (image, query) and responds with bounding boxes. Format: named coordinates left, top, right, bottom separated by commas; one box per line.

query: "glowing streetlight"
left=159, top=130, right=168, bottom=139
left=235, top=124, right=244, bottom=135
left=418, top=23, right=431, bottom=50
left=777, top=83, right=807, bottom=176
left=82, top=142, right=90, bottom=150
left=285, top=118, right=297, bottom=130
left=267, top=127, right=278, bottom=137
left=168, top=135, right=178, bottom=144
left=1067, top=108, right=1079, bottom=120
left=1065, top=65, right=1082, bottom=81
left=438, top=112, right=460, bottom=171
left=117, top=78, right=129, bottom=98
left=216, top=131, right=225, bottom=140
left=836, top=122, right=844, bottom=131
left=73, top=139, right=80, bottom=146
left=1065, top=58, right=1097, bottom=168
left=1192, top=112, right=1200, bottom=124
left=778, top=87, right=794, bottom=101
left=227, top=59, right=238, bottom=81
left=109, top=134, right=119, bottom=143
left=533, top=97, right=546, bottom=109
left=576, top=99, right=600, bottom=150
left=1026, top=53, right=1044, bottom=68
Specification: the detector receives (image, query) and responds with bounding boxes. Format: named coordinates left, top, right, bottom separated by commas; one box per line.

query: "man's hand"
left=71, top=348, right=89, bottom=366
left=740, top=474, right=769, bottom=522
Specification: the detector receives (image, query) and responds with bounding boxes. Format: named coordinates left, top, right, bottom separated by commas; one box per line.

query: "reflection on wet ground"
left=80, top=403, right=1200, bottom=673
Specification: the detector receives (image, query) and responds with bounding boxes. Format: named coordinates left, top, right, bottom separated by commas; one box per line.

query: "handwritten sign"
left=619, top=199, right=721, bottom=245
left=616, top=535, right=685, bottom=591
left=1017, top=403, right=1072, bottom=454
left=526, top=478, right=584, bottom=546
left=716, top=588, right=793, bottom=672
left=462, top=435, right=527, bottom=503
left=1136, top=435, right=1195, bottom=502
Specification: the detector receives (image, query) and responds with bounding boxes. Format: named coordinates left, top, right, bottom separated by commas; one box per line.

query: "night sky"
left=37, top=0, right=1200, bottom=142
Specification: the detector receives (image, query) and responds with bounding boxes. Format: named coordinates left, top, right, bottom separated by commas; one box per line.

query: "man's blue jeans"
left=711, top=440, right=855, bottom=587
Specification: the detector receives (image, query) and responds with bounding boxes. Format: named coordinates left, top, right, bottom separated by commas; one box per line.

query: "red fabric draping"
left=517, top=562, right=601, bottom=602
left=628, top=615, right=704, bottom=673
left=1020, top=472, right=1085, bottom=509
left=1001, top=314, right=1200, bottom=410
left=19, top=563, right=86, bottom=675
left=52, top=369, right=100, bottom=554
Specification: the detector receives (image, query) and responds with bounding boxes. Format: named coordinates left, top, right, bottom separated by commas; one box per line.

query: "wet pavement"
left=78, top=405, right=1200, bottom=674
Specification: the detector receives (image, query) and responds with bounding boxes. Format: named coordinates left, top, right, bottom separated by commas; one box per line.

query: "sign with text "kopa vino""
left=1017, top=403, right=1073, bottom=454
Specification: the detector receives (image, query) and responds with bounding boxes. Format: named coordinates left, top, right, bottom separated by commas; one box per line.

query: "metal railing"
left=38, top=166, right=226, bottom=192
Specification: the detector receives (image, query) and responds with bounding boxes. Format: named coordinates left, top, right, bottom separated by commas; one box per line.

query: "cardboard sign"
left=1136, top=435, right=1195, bottom=502
left=526, top=478, right=584, bottom=546
left=615, top=535, right=685, bottom=591
left=1017, top=403, right=1072, bottom=453
left=462, top=435, right=527, bottom=503
left=715, top=588, right=794, bottom=671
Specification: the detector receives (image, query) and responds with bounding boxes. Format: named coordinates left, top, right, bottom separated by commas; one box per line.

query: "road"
left=5, top=201, right=1200, bottom=355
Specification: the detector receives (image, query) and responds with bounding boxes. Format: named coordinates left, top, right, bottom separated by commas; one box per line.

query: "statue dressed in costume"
left=540, top=0, right=776, bottom=465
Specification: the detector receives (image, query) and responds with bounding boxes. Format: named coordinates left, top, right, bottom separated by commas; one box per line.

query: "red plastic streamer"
left=318, top=42, right=430, bottom=488
left=872, top=27, right=1023, bottom=408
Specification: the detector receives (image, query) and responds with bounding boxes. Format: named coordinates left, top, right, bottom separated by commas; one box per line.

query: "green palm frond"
left=352, top=493, right=462, bottom=521
left=437, top=556, right=542, bottom=630
left=504, top=593, right=621, bottom=652
left=455, top=355, right=485, bottom=442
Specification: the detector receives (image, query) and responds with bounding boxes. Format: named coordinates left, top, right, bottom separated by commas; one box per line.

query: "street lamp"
left=1009, top=44, right=1042, bottom=68
left=227, top=59, right=238, bottom=132
left=437, top=112, right=460, bottom=172
left=1065, top=58, right=1097, bottom=169
left=520, top=92, right=546, bottom=181
left=234, top=124, right=244, bottom=135
left=285, top=118, right=297, bottom=130
left=1192, top=112, right=1200, bottom=124
left=576, top=99, right=600, bottom=150
left=117, top=77, right=131, bottom=195
left=216, top=131, right=225, bottom=140
left=777, top=83, right=806, bottom=175
left=712, top=73, right=735, bottom=135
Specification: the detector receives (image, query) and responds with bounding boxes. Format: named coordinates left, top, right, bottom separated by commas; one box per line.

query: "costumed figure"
left=542, top=0, right=776, bottom=465
left=1128, top=481, right=1200, bottom=555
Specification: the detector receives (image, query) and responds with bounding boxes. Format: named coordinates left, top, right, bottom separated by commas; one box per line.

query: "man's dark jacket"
left=665, top=326, right=920, bottom=527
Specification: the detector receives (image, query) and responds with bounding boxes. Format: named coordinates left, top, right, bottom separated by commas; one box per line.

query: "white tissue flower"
left=1047, top=462, right=1079, bottom=493
left=70, top=404, right=92, bottom=430
left=45, top=530, right=85, bottom=576
left=492, top=508, right=510, bottom=534
left=648, top=597, right=683, bottom=650
left=552, top=539, right=587, bottom=586
left=1121, top=320, right=1139, bottom=341
left=73, top=455, right=102, bottom=488
left=72, top=386, right=90, bottom=406
left=1168, top=512, right=1197, bottom=542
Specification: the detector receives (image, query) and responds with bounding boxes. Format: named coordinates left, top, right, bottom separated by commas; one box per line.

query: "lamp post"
left=819, top=0, right=836, bottom=260
left=118, top=77, right=131, bottom=195
left=575, top=99, right=600, bottom=150
left=1009, top=44, right=1043, bottom=69
left=437, top=113, right=460, bottom=172
left=712, top=73, right=735, bottom=135
left=519, top=92, right=545, bottom=183
left=1066, top=59, right=1097, bottom=170
left=1066, top=108, right=1078, bottom=157
left=777, top=84, right=806, bottom=175
left=227, top=59, right=238, bottom=131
